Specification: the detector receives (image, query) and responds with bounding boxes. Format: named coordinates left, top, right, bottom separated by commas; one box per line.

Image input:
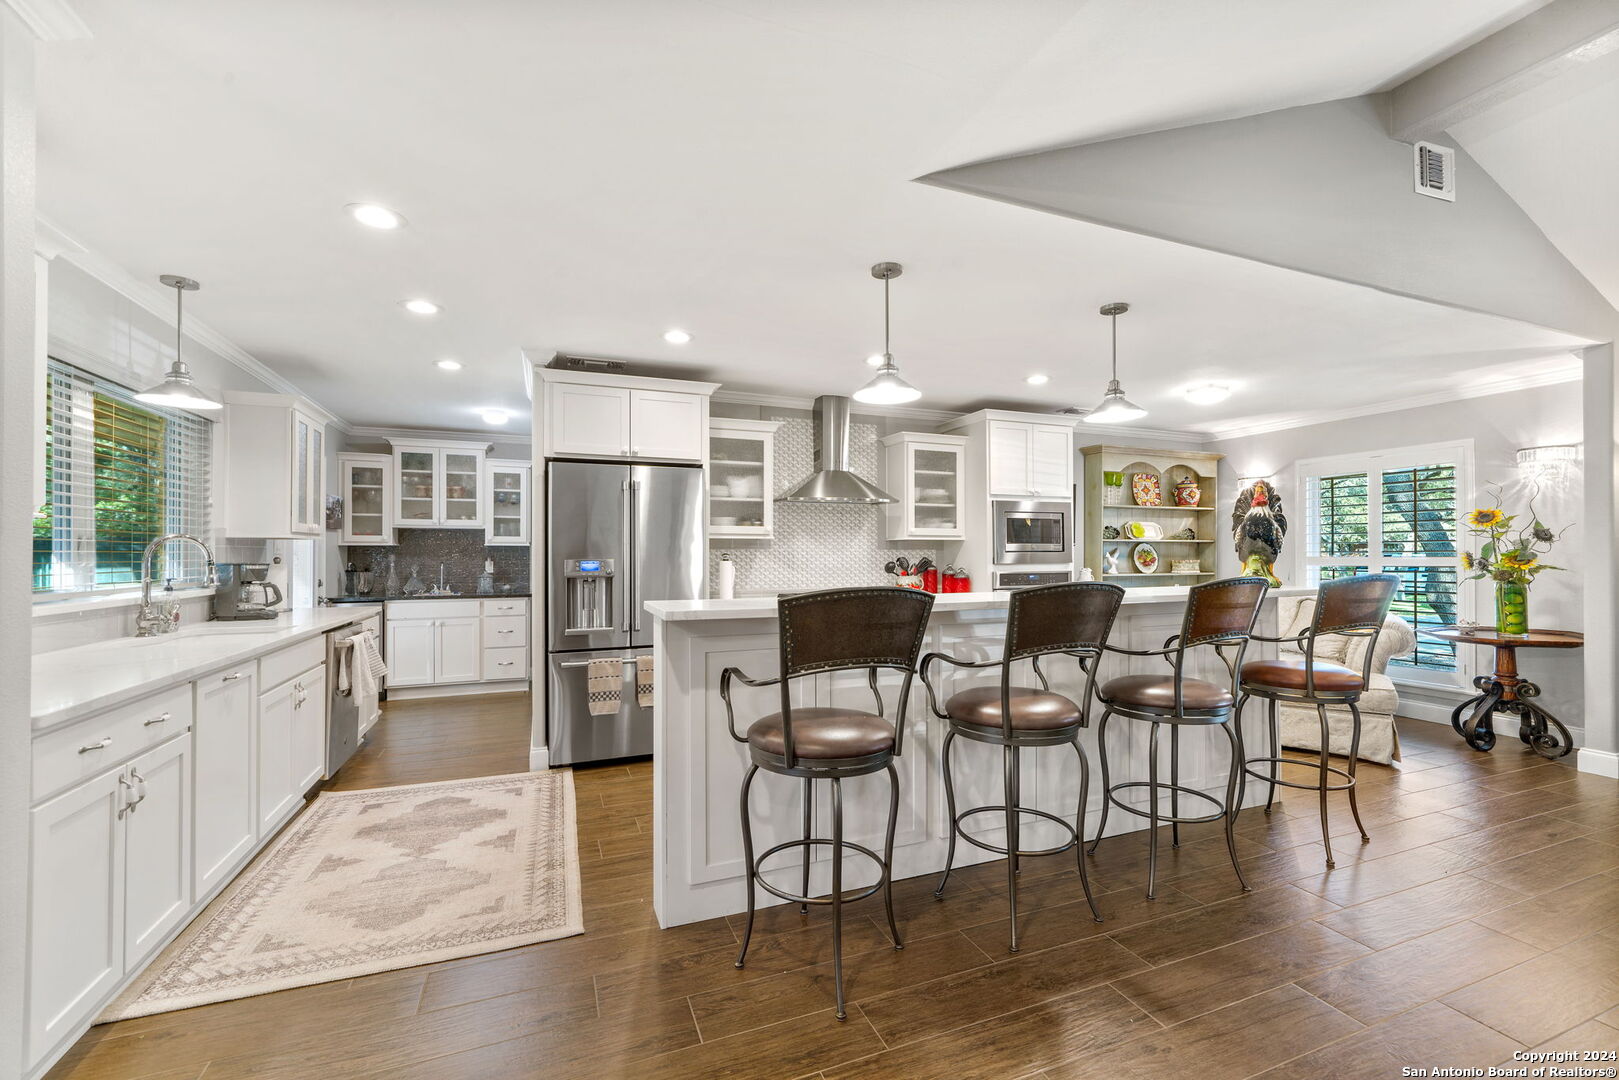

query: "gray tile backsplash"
left=341, top=530, right=529, bottom=596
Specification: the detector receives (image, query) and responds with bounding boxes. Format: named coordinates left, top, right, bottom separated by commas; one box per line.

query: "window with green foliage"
left=34, top=359, right=212, bottom=595
left=1301, top=443, right=1472, bottom=683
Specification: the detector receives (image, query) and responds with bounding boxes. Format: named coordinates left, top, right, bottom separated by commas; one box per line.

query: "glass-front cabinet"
left=484, top=459, right=531, bottom=546
left=339, top=452, right=394, bottom=544
left=392, top=441, right=488, bottom=528
left=707, top=418, right=780, bottom=538
left=292, top=410, right=324, bottom=536
left=882, top=431, right=967, bottom=541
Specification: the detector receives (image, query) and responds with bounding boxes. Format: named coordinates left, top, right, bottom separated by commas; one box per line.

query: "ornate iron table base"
left=1450, top=674, right=1572, bottom=759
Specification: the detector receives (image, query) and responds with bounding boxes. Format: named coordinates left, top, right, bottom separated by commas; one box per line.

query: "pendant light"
left=1081, top=301, right=1146, bottom=424
left=135, top=275, right=222, bottom=411
left=853, top=262, right=921, bottom=405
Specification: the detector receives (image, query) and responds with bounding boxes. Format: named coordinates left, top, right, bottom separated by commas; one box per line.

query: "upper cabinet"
left=709, top=418, right=779, bottom=538
left=539, top=370, right=718, bottom=463
left=223, top=392, right=328, bottom=539
left=339, top=453, right=394, bottom=545
left=986, top=418, right=1074, bottom=499
left=882, top=431, right=966, bottom=540
left=485, top=459, right=532, bottom=546
left=393, top=441, right=489, bottom=529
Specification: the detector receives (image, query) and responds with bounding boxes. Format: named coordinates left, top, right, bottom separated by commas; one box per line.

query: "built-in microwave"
left=992, top=499, right=1071, bottom=564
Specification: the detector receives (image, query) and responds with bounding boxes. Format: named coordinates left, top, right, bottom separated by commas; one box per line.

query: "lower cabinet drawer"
left=483, top=615, right=528, bottom=648
left=483, top=646, right=528, bottom=681
left=259, top=637, right=325, bottom=692
left=33, top=684, right=193, bottom=803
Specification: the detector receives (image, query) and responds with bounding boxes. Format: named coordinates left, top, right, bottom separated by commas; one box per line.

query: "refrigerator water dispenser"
left=563, top=558, right=616, bottom=634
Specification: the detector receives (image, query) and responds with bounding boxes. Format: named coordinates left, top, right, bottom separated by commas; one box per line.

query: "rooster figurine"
left=1231, top=480, right=1286, bottom=586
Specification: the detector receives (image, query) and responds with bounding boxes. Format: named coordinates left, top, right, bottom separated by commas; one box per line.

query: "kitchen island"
left=644, top=585, right=1312, bottom=927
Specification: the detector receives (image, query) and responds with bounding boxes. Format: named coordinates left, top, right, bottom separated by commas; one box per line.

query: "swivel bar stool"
left=921, top=581, right=1125, bottom=952
left=1088, top=576, right=1270, bottom=899
left=1235, top=573, right=1399, bottom=868
left=722, top=587, right=934, bottom=1021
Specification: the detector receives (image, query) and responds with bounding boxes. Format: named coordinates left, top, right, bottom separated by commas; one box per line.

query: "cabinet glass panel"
left=710, top=435, right=766, bottom=530
left=443, top=452, right=480, bottom=521
left=491, top=468, right=524, bottom=539
left=295, top=418, right=310, bottom=524
left=310, top=428, right=323, bottom=525
left=350, top=465, right=386, bottom=538
left=398, top=450, right=436, bottom=522
left=911, top=447, right=958, bottom=532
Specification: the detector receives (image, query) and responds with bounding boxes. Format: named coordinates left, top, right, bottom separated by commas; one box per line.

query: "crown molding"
left=5, top=0, right=89, bottom=41
left=34, top=217, right=84, bottom=261
left=346, top=424, right=531, bottom=448
left=1194, top=354, right=1583, bottom=441
left=43, top=217, right=352, bottom=431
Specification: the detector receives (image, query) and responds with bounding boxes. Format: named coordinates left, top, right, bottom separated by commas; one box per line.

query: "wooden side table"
left=1422, top=627, right=1584, bottom=759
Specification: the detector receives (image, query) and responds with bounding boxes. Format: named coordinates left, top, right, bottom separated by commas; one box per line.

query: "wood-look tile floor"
left=45, top=697, right=1619, bottom=1080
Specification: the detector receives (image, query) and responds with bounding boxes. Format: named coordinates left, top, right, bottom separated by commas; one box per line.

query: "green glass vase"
left=1494, top=581, right=1529, bottom=636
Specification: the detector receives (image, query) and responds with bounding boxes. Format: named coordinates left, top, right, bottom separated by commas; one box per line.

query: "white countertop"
left=31, top=605, right=382, bottom=731
left=644, top=584, right=1314, bottom=623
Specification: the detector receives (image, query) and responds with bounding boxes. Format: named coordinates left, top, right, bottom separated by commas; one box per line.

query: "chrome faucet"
left=136, top=534, right=217, bottom=637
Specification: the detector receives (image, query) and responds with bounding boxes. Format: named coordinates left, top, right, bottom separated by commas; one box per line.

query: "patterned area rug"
left=101, top=770, right=583, bottom=1021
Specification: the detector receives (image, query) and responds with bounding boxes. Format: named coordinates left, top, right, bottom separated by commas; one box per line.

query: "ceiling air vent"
left=1413, top=141, right=1455, bottom=202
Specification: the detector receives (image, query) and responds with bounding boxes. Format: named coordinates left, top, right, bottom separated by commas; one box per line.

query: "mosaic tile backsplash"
left=707, top=410, right=942, bottom=595
left=341, top=529, right=529, bottom=596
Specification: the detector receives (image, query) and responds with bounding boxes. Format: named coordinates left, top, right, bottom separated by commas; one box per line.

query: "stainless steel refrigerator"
left=545, top=460, right=704, bottom=765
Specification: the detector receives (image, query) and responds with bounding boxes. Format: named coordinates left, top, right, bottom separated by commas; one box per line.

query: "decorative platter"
left=1132, top=542, right=1159, bottom=574
left=1131, top=472, right=1162, bottom=506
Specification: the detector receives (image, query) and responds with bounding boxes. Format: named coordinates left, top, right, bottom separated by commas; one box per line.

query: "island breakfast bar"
left=645, top=585, right=1313, bottom=927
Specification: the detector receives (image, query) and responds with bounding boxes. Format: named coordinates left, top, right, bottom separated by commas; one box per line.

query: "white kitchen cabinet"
left=987, top=419, right=1073, bottom=498
left=709, top=418, right=779, bottom=538
left=629, top=389, right=706, bottom=461
left=258, top=666, right=323, bottom=835
left=193, top=667, right=258, bottom=900
left=393, top=441, right=489, bottom=529
left=484, top=459, right=531, bottom=546
left=27, top=766, right=126, bottom=1063
left=881, top=431, right=967, bottom=541
left=540, top=370, right=718, bottom=462
left=386, top=617, right=437, bottom=687
left=222, top=392, right=329, bottom=539
left=122, top=735, right=191, bottom=967
left=294, top=666, right=328, bottom=793
left=435, top=617, right=483, bottom=683
left=549, top=382, right=632, bottom=457
left=340, top=452, right=394, bottom=544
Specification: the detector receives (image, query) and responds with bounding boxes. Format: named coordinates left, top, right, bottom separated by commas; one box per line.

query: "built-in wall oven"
left=992, top=499, right=1071, bottom=564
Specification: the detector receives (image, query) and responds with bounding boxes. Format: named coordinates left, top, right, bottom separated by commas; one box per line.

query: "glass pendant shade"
left=136, top=274, right=221, bottom=411
left=853, top=355, right=921, bottom=404
left=1081, top=379, right=1146, bottom=423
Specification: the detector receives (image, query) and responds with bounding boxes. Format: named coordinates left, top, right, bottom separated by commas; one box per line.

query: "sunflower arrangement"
left=1459, top=493, right=1566, bottom=586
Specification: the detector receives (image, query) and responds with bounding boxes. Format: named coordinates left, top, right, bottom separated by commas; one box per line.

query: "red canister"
left=921, top=568, right=938, bottom=593
left=955, top=570, right=972, bottom=593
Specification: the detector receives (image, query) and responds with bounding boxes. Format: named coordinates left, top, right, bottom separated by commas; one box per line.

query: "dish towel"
left=353, top=631, right=387, bottom=698
left=588, top=659, right=621, bottom=715
left=335, top=640, right=353, bottom=696
left=635, top=654, right=655, bottom=708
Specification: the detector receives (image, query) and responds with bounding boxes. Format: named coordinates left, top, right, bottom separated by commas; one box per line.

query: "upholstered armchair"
left=1271, top=594, right=1417, bottom=764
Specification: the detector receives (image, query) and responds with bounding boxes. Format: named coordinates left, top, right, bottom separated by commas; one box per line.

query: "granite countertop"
left=329, top=591, right=531, bottom=603
left=32, top=605, right=383, bottom=731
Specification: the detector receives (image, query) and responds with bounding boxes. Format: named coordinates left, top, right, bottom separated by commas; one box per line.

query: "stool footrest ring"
left=751, top=837, right=888, bottom=907
left=1242, top=756, right=1355, bottom=793
left=1103, top=781, right=1226, bottom=825
left=951, top=805, right=1079, bottom=859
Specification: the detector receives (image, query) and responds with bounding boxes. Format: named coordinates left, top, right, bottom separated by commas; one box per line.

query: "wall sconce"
left=1516, top=444, right=1579, bottom=485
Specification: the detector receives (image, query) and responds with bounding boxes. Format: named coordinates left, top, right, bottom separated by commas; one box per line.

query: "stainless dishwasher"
left=326, top=621, right=374, bottom=775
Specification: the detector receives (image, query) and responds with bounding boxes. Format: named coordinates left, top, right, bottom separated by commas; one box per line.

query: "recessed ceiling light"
left=400, top=298, right=440, bottom=316
left=481, top=410, right=509, bottom=425
left=435, top=359, right=462, bottom=371
left=865, top=354, right=885, bottom=367
left=346, top=203, right=406, bottom=230
left=1182, top=383, right=1231, bottom=405
left=662, top=329, right=692, bottom=345
left=1025, top=373, right=1050, bottom=386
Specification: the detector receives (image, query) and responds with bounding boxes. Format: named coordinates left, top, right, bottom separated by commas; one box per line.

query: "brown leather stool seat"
left=1100, top=674, right=1234, bottom=711
left=944, top=686, right=1083, bottom=731
left=747, top=708, right=896, bottom=759
left=1241, top=658, right=1363, bottom=693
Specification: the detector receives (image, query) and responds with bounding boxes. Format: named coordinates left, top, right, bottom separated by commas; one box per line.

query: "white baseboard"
left=1395, top=688, right=1584, bottom=747
left=529, top=745, right=550, bottom=771
left=386, top=680, right=528, bottom=701
left=1577, top=747, right=1619, bottom=778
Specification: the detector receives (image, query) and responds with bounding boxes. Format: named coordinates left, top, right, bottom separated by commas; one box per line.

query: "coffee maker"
left=214, top=563, right=284, bottom=621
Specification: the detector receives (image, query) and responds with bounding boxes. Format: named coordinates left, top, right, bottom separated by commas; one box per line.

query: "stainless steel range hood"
left=778, top=396, right=896, bottom=504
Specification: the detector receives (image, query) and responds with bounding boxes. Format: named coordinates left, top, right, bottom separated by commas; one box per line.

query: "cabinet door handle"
left=130, top=767, right=148, bottom=809
left=79, top=737, right=112, bottom=754
left=117, top=772, right=133, bottom=818
left=143, top=712, right=171, bottom=727
left=222, top=672, right=244, bottom=681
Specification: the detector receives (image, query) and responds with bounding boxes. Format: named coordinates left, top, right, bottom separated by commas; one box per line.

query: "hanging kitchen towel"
left=588, top=658, right=621, bottom=715
left=335, top=640, right=353, bottom=696
left=352, top=631, right=386, bottom=698
left=635, top=654, right=655, bottom=708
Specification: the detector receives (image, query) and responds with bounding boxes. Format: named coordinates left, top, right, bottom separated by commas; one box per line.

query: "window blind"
left=33, top=359, right=212, bottom=594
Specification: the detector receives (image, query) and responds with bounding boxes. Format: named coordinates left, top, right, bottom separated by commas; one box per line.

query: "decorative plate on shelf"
left=1132, top=543, right=1159, bottom=574
left=1131, top=473, right=1162, bottom=506
left=1121, top=520, right=1163, bottom=540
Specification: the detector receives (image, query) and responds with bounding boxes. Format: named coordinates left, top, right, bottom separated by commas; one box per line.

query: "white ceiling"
left=35, top=0, right=1581, bottom=436
left=1450, top=44, right=1619, bottom=312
